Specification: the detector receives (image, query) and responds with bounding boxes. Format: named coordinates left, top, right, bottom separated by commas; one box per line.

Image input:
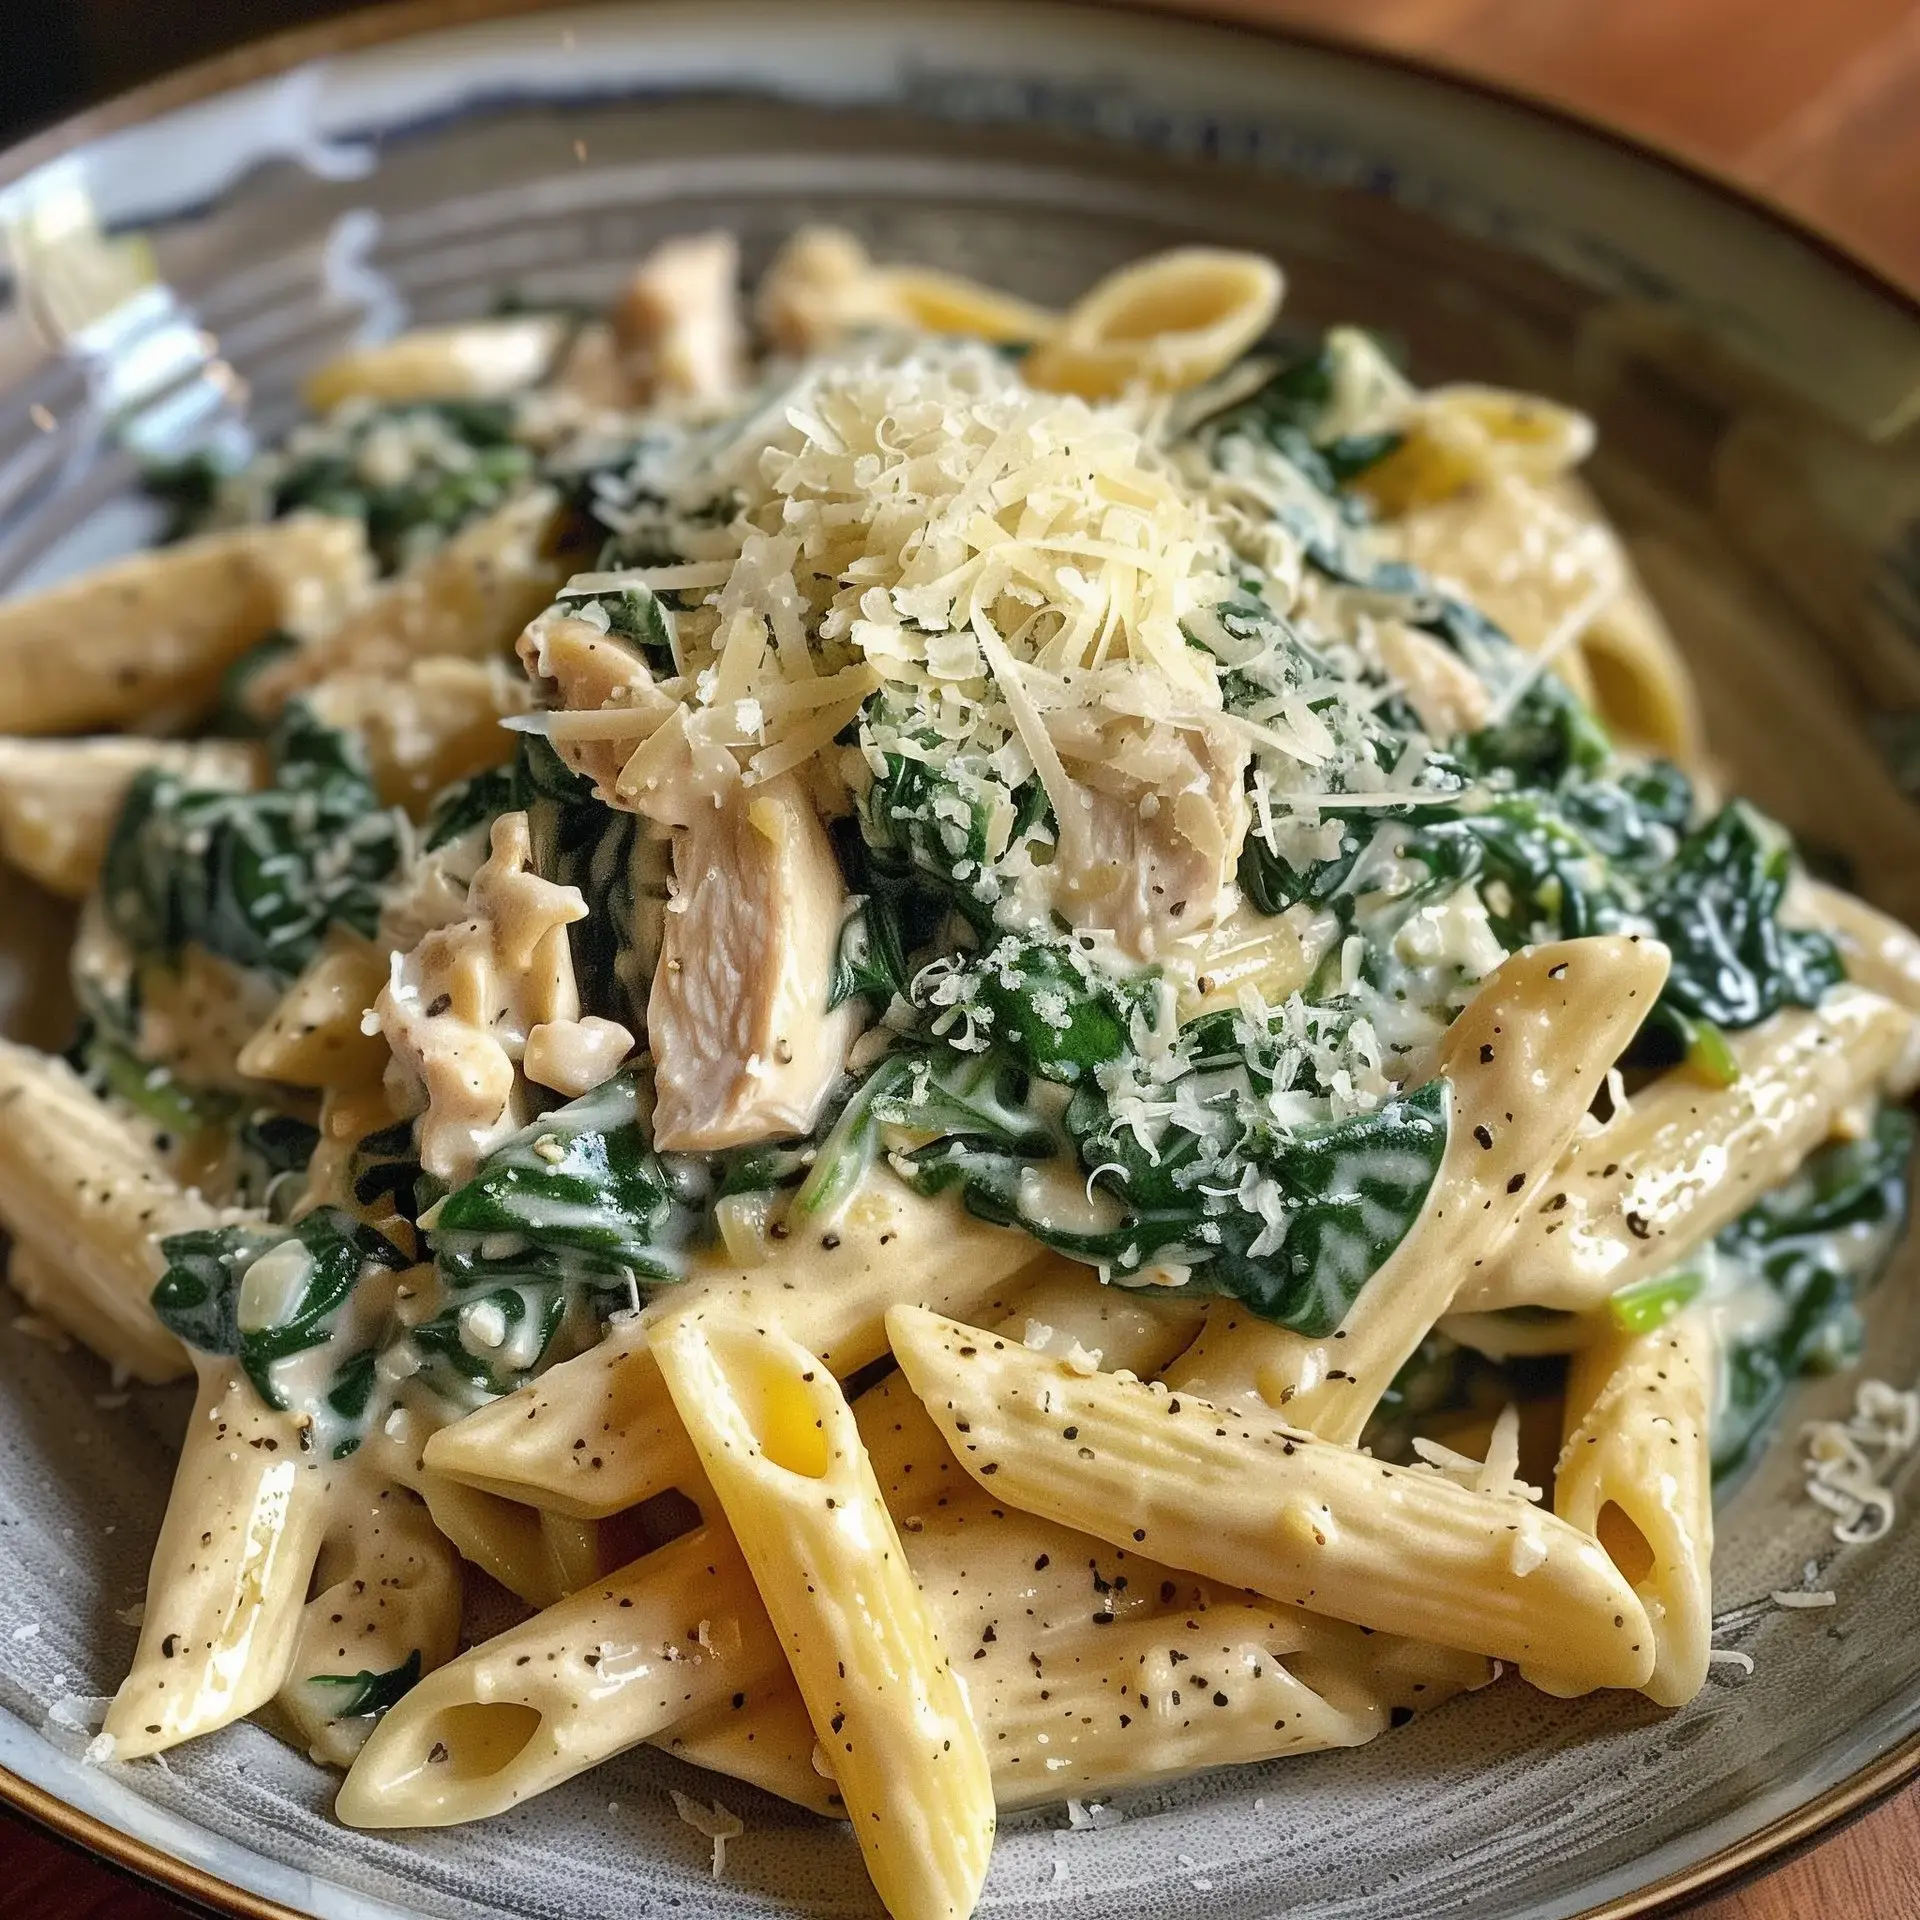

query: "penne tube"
left=368, top=1401, right=600, bottom=1611
left=336, top=1523, right=784, bottom=1828
left=306, top=654, right=531, bottom=817
left=304, top=315, right=567, bottom=412
left=1554, top=1311, right=1714, bottom=1709
left=977, top=1602, right=1381, bottom=1809
left=0, top=1038, right=217, bottom=1383
left=422, top=1179, right=1040, bottom=1516
left=754, top=226, right=1054, bottom=358
left=0, top=736, right=257, bottom=899
left=1458, top=985, right=1914, bottom=1313
left=104, top=1359, right=331, bottom=1757
left=1792, top=878, right=1920, bottom=1024
left=1167, top=935, right=1670, bottom=1443
left=887, top=1306, right=1656, bottom=1696
left=0, top=515, right=369, bottom=734
left=653, top=1310, right=995, bottom=1920
left=276, top=1472, right=463, bottom=1767
left=1575, top=564, right=1707, bottom=770
left=247, top=489, right=571, bottom=714
left=1025, top=249, right=1283, bottom=399
left=661, top=1682, right=845, bottom=1818
left=343, top=1266, right=1468, bottom=1829
left=234, top=927, right=390, bottom=1090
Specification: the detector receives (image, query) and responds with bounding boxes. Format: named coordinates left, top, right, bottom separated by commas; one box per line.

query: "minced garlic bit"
left=669, top=1789, right=744, bottom=1877
left=1706, top=1648, right=1756, bottom=1676
left=1800, top=1377, right=1920, bottom=1544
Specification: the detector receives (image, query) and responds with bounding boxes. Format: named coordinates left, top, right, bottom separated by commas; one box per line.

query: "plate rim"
left=1, top=1, right=1917, bottom=1914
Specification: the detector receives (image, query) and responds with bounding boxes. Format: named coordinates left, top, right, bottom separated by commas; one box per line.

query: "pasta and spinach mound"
left=0, top=230, right=1914, bottom=1920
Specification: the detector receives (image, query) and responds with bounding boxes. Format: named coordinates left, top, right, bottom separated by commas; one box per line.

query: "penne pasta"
left=1025, top=248, right=1283, bottom=399
left=304, top=316, right=567, bottom=412
left=888, top=1305, right=1656, bottom=1696
left=653, top=1310, right=995, bottom=1920
left=337, top=1522, right=784, bottom=1827
left=276, top=1472, right=463, bottom=1766
left=1792, top=877, right=1920, bottom=1025
left=980, top=1601, right=1382, bottom=1808
left=0, top=737, right=258, bottom=900
left=306, top=654, right=531, bottom=817
left=234, top=927, right=390, bottom=1090
left=19, top=230, right=1920, bottom=1881
left=754, top=226, right=1055, bottom=356
left=1166, top=935, right=1671, bottom=1443
left=1555, top=1311, right=1715, bottom=1709
left=1459, top=985, right=1914, bottom=1313
left=420, top=1180, right=1040, bottom=1516
left=366, top=1401, right=601, bottom=1611
left=1360, top=384, right=1595, bottom=516
left=660, top=1682, right=846, bottom=1818
left=0, top=514, right=369, bottom=734
left=104, top=1358, right=331, bottom=1757
left=246, top=489, right=571, bottom=715
left=0, top=1038, right=218, bottom=1382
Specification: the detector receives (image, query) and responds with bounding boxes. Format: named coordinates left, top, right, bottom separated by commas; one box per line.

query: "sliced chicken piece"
left=755, top=226, right=893, bottom=357
left=611, top=232, right=746, bottom=405
left=517, top=610, right=680, bottom=801
left=649, top=773, right=856, bottom=1151
left=1053, top=719, right=1251, bottom=962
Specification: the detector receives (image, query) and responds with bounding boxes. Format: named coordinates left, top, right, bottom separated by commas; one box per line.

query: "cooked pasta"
left=1, top=231, right=1912, bottom=1920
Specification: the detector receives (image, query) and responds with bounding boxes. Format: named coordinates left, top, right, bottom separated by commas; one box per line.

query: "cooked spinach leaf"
left=1711, top=1106, right=1913, bottom=1480
left=154, top=400, right=535, bottom=573
left=152, top=1208, right=408, bottom=1413
left=102, top=703, right=401, bottom=983
left=1643, top=802, right=1845, bottom=1029
left=309, top=1650, right=422, bottom=1719
left=431, top=1073, right=708, bottom=1295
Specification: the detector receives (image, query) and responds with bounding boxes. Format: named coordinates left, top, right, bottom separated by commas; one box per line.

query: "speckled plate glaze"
left=2, top=5, right=1919, bottom=1916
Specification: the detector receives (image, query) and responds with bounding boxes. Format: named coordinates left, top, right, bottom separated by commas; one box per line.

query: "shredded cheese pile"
left=544, top=340, right=1245, bottom=813
left=1800, top=1377, right=1920, bottom=1544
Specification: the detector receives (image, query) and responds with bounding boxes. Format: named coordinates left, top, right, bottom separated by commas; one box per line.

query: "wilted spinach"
left=308, top=1650, right=422, bottom=1720
left=1711, top=1106, right=1913, bottom=1480
left=152, top=1208, right=408, bottom=1417
left=102, top=703, right=401, bottom=983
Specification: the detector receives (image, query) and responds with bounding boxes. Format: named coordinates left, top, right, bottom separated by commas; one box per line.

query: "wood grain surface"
left=2, top=0, right=1918, bottom=1915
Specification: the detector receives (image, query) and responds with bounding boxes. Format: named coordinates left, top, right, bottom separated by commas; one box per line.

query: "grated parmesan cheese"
left=669, top=1790, right=744, bottom=1877
left=1799, top=1378, right=1919, bottom=1545
left=1769, top=1589, right=1837, bottom=1610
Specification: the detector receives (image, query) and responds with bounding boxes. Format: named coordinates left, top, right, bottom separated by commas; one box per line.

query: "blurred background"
left=1, top=0, right=1915, bottom=288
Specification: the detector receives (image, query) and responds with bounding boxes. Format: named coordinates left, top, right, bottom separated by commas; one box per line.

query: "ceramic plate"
left=2, top=5, right=1919, bottom=1915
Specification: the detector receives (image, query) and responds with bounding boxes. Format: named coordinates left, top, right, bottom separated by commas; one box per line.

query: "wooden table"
left=4, top=0, right=1919, bottom=1914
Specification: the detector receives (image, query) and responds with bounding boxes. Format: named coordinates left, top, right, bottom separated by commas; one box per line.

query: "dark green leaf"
left=433, top=1073, right=705, bottom=1292
left=1712, top=1106, right=1913, bottom=1479
left=1646, top=802, right=1844, bottom=1030
left=152, top=1209, right=408, bottom=1410
left=309, top=1650, right=422, bottom=1718
left=102, top=703, right=401, bottom=983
